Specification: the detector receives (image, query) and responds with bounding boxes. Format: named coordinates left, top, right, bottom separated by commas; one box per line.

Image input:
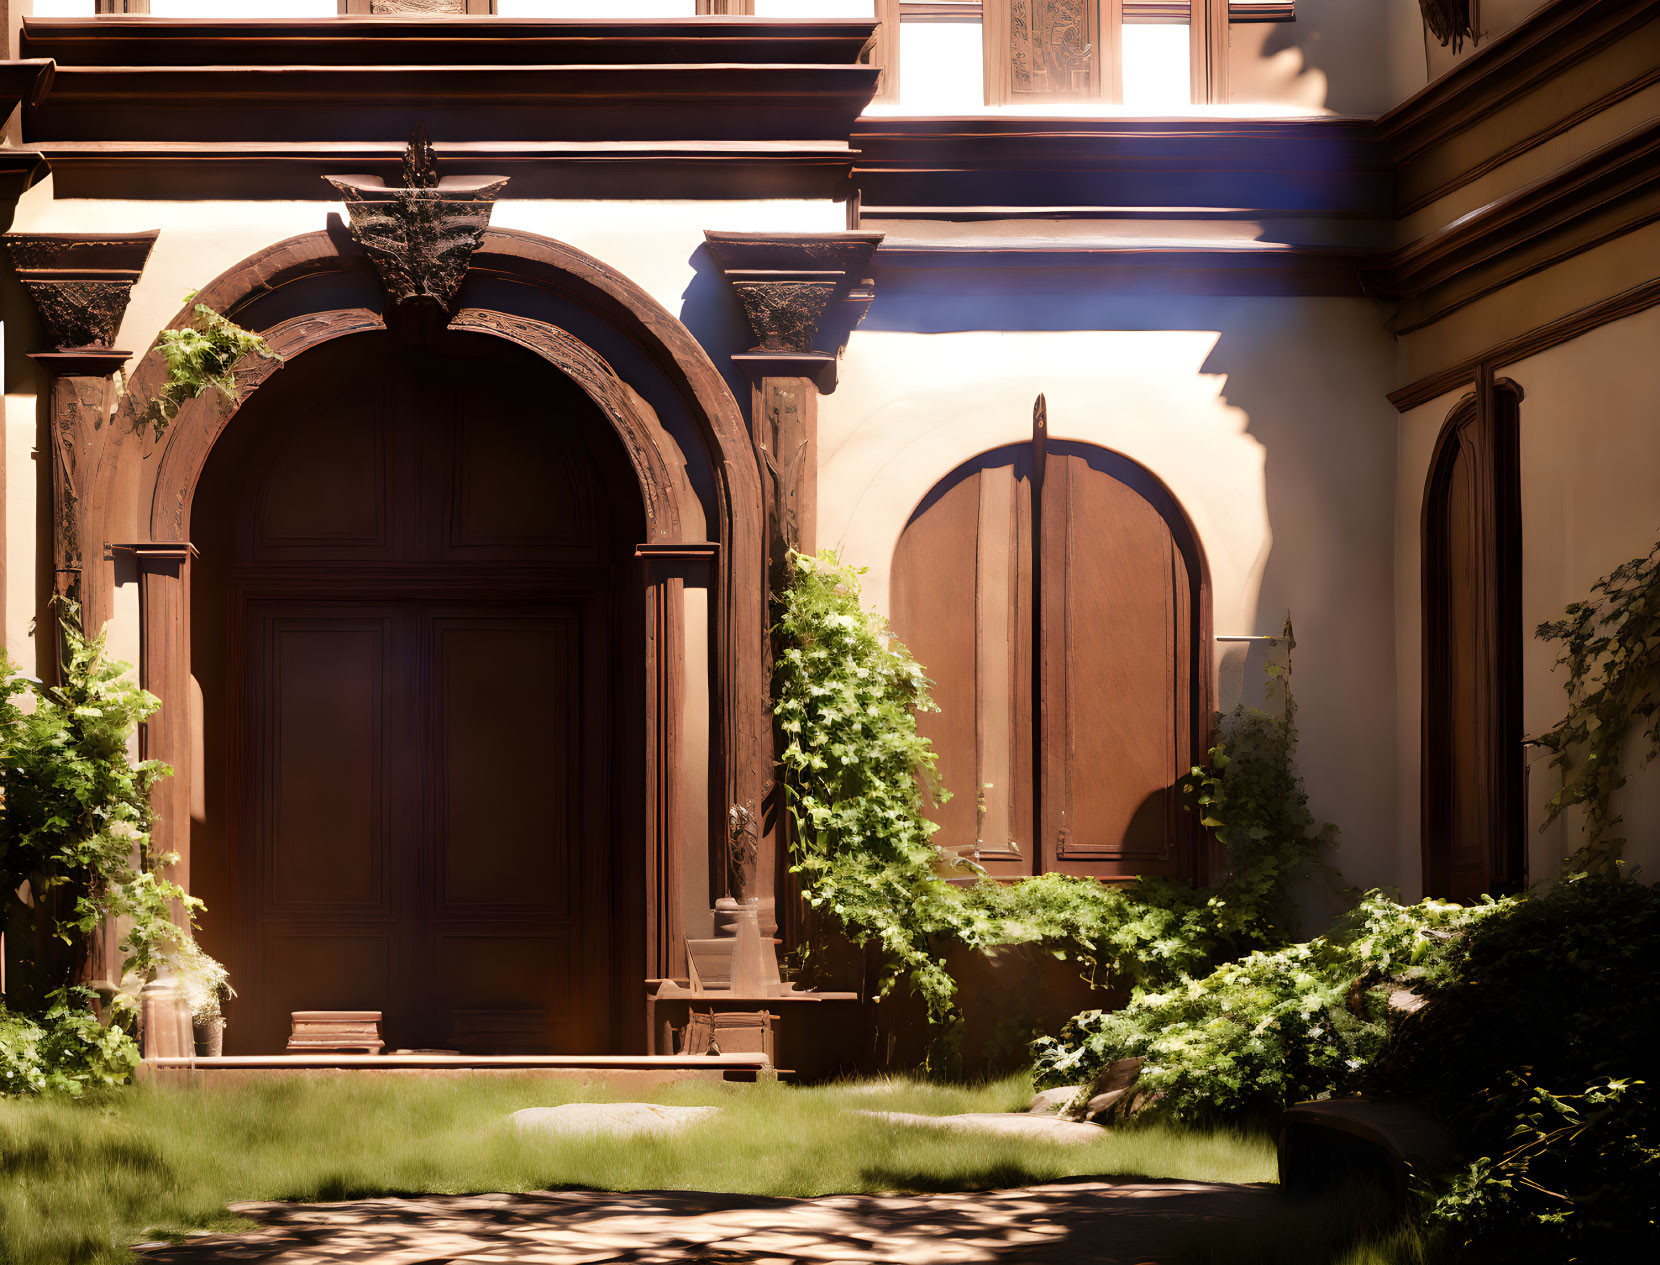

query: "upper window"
left=873, top=0, right=1295, bottom=111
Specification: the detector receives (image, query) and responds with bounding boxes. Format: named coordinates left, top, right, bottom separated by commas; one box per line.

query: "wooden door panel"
left=1442, top=432, right=1488, bottom=898
left=433, top=616, right=578, bottom=913
left=1036, top=449, right=1194, bottom=879
left=433, top=932, right=574, bottom=1054
left=251, top=376, right=387, bottom=558
left=1041, top=451, right=1188, bottom=876
left=447, top=385, right=593, bottom=554
left=259, top=617, right=392, bottom=912
left=891, top=450, right=1035, bottom=874
left=212, top=334, right=637, bottom=1054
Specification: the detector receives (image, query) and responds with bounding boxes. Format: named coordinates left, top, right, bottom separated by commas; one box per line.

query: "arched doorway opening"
left=188, top=331, right=646, bottom=1054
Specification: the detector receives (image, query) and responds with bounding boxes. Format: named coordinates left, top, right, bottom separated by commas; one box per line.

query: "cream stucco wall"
left=1395, top=306, right=1660, bottom=896
left=820, top=296, right=1405, bottom=894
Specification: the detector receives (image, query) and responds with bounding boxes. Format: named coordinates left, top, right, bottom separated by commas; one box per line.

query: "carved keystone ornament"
left=327, top=127, right=507, bottom=315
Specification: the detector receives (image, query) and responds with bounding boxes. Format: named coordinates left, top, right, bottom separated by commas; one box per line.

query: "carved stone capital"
left=3, top=232, right=159, bottom=351
left=326, top=129, right=507, bottom=316
left=703, top=231, right=883, bottom=358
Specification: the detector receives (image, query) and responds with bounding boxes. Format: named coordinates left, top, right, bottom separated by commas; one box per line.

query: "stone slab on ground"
left=1026, top=1085, right=1084, bottom=1115
left=853, top=1109, right=1107, bottom=1144
left=136, top=1181, right=1279, bottom=1264
left=511, top=1102, right=721, bottom=1139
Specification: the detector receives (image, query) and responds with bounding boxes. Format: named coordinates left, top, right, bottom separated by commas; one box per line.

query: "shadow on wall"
left=678, top=246, right=758, bottom=427
left=852, top=282, right=1400, bottom=890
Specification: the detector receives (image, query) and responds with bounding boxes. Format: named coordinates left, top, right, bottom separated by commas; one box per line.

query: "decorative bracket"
left=326, top=127, right=507, bottom=318
left=4, top=231, right=158, bottom=670
left=703, top=230, right=883, bottom=374
left=3, top=231, right=158, bottom=351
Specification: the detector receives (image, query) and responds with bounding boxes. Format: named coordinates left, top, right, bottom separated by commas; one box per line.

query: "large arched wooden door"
left=190, top=333, right=644, bottom=1054
left=891, top=405, right=1210, bottom=882
left=1421, top=375, right=1524, bottom=901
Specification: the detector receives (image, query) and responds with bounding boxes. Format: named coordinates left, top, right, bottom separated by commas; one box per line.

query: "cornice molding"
left=20, top=16, right=878, bottom=68
left=872, top=243, right=1366, bottom=297
left=25, top=64, right=880, bottom=146
left=1379, top=0, right=1660, bottom=215
left=1387, top=276, right=1660, bottom=411
left=851, top=116, right=1389, bottom=220
left=1365, top=118, right=1660, bottom=333
left=29, top=140, right=859, bottom=202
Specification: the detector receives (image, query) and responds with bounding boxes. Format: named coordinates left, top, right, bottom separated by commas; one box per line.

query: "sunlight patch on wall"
left=815, top=329, right=1270, bottom=649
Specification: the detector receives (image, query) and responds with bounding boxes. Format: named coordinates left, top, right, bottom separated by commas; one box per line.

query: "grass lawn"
left=0, top=1073, right=1277, bottom=1264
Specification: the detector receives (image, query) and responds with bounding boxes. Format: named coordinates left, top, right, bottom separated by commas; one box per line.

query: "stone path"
left=137, top=1180, right=1277, bottom=1263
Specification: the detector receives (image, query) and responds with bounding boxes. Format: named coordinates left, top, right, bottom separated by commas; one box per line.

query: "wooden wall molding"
left=1366, top=117, right=1660, bottom=333
left=850, top=117, right=1390, bottom=221
left=873, top=243, right=1366, bottom=297
left=22, top=16, right=876, bottom=68
left=1387, top=275, right=1660, bottom=410
left=1380, top=0, right=1660, bottom=215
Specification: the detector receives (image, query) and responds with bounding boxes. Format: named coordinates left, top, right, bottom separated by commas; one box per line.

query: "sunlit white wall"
left=754, top=1, right=874, bottom=15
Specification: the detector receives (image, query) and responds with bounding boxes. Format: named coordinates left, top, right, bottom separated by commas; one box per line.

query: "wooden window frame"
left=340, top=1, right=497, bottom=13
left=875, top=1, right=1291, bottom=106
left=1420, top=368, right=1525, bottom=900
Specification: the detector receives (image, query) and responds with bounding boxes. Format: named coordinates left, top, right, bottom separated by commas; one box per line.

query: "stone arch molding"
left=84, top=227, right=768, bottom=980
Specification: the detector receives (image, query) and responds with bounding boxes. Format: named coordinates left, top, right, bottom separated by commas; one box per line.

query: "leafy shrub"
left=0, top=988, right=138, bottom=1098
left=1369, top=875, right=1660, bottom=1261
left=1, top=610, right=223, bottom=1095
left=1031, top=893, right=1510, bottom=1122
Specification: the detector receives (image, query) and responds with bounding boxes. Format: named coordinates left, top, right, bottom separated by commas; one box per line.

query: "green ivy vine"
left=773, top=550, right=1339, bottom=1035
left=1535, top=536, right=1660, bottom=877
left=144, top=294, right=281, bottom=437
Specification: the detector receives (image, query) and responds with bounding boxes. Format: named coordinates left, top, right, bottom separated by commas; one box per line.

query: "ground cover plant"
left=0, top=1074, right=1276, bottom=1265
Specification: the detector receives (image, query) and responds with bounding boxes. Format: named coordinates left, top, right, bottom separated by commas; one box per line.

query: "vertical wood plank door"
left=1039, top=445, right=1196, bottom=879
left=193, top=335, right=642, bottom=1054
left=1421, top=381, right=1524, bottom=902
left=891, top=439, right=1206, bottom=882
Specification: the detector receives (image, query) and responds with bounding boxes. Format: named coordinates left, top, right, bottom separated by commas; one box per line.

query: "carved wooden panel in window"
left=341, top=0, right=497, bottom=14
left=891, top=422, right=1208, bottom=882
left=984, top=0, right=1119, bottom=104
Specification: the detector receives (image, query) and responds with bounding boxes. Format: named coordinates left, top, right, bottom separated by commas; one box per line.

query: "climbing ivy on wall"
left=1535, top=536, right=1660, bottom=877
left=773, top=550, right=1340, bottom=1033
